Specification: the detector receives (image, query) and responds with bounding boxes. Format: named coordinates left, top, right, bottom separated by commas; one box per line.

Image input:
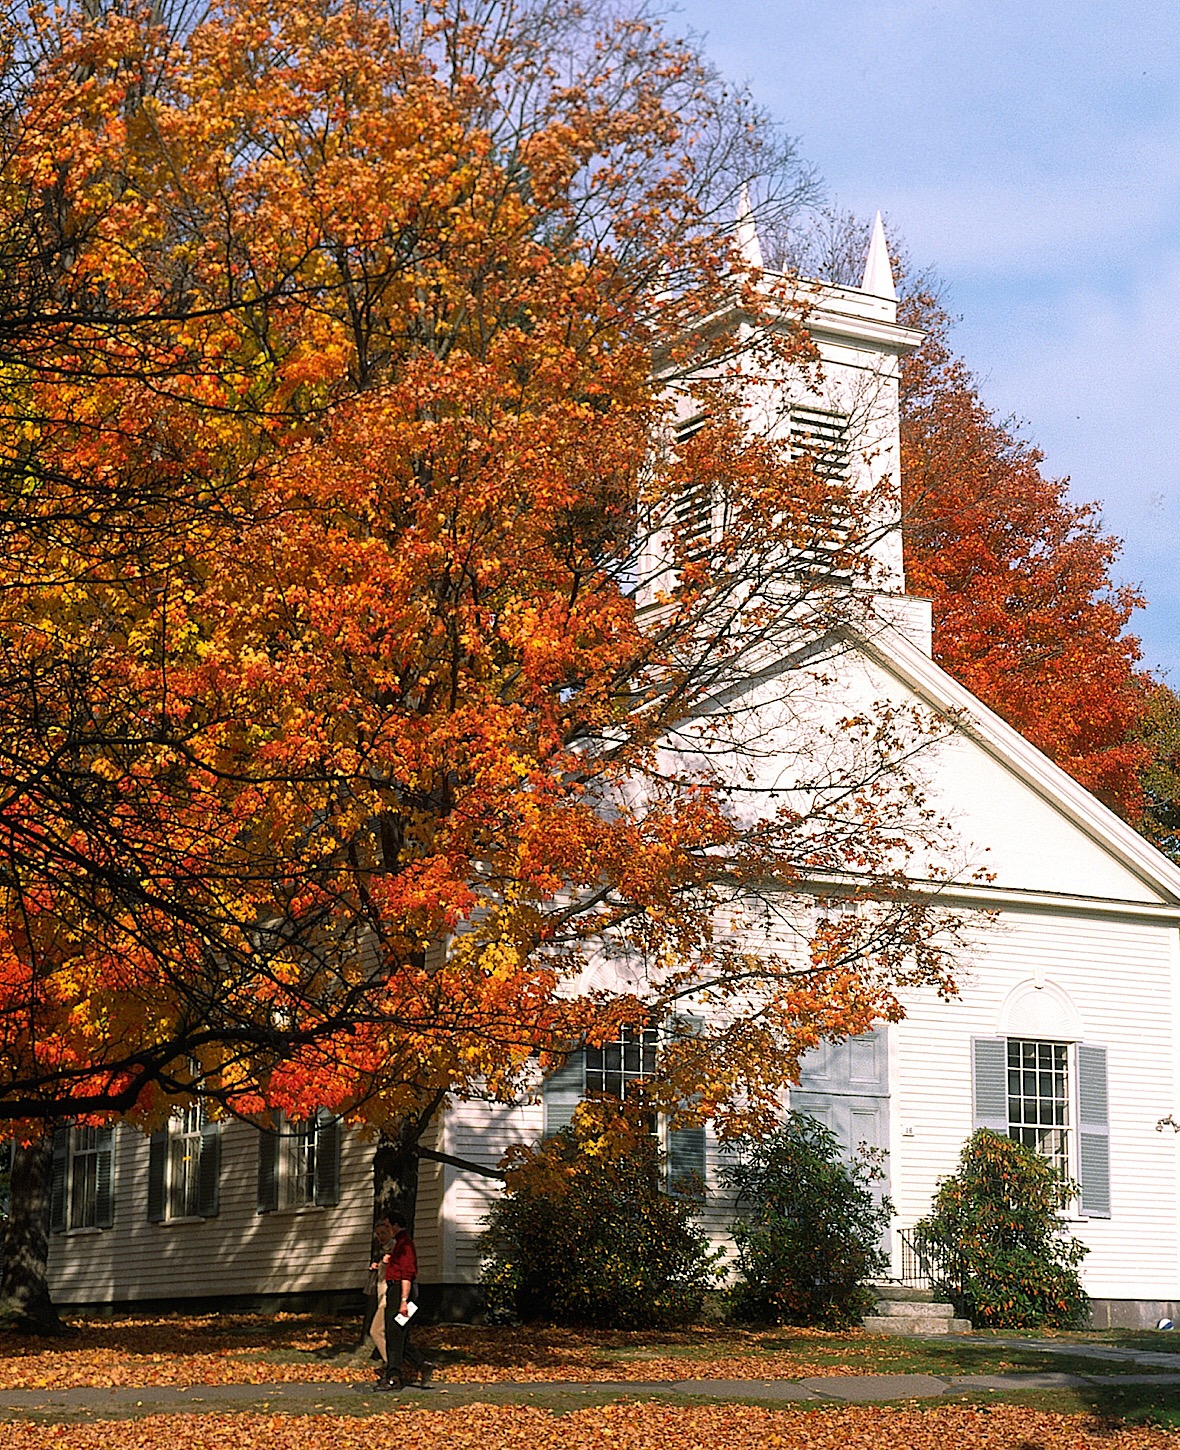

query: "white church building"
left=46, top=219, right=1180, bottom=1330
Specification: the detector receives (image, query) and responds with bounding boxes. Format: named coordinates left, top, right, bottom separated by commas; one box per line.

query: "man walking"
left=374, top=1214, right=433, bottom=1391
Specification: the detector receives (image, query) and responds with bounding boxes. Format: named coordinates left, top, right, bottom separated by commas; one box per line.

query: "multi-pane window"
left=282, top=1117, right=318, bottom=1210
left=68, top=1127, right=103, bottom=1230
left=257, top=1109, right=341, bottom=1214
left=147, top=1104, right=220, bottom=1223
left=1008, top=1039, right=1070, bottom=1178
left=50, top=1125, right=115, bottom=1233
left=584, top=1024, right=659, bottom=1101
left=167, top=1105, right=205, bottom=1220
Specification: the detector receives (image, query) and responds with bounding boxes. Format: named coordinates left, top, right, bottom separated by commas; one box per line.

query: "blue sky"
left=672, top=0, right=1180, bottom=681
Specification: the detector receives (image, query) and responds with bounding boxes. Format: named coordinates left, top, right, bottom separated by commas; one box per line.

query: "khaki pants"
left=369, top=1276, right=388, bottom=1360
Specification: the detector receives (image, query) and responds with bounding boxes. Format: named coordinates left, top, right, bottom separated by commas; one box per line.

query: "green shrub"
left=915, top=1129, right=1089, bottom=1329
left=480, top=1099, right=719, bottom=1328
left=721, top=1112, right=891, bottom=1327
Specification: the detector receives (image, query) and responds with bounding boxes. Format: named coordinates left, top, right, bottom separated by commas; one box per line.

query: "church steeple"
left=861, top=211, right=896, bottom=300
left=734, top=184, right=764, bottom=272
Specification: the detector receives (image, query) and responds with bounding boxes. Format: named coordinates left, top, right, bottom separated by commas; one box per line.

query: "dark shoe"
left=418, top=1362, right=435, bottom=1387
left=372, top=1376, right=402, bottom=1393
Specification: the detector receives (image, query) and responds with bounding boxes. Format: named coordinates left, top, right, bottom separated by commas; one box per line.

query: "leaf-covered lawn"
left=0, top=1316, right=1167, bottom=1392
left=0, top=1315, right=361, bottom=1390
left=0, top=1403, right=1172, bottom=1448
left=419, top=1324, right=865, bottom=1382
left=0, top=1318, right=871, bottom=1389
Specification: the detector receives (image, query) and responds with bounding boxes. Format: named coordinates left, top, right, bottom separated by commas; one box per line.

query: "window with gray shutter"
left=667, top=1122, right=706, bottom=1197
left=667, top=1014, right=706, bottom=1196
left=147, top=1130, right=168, bottom=1223
left=1006, top=1039, right=1070, bottom=1180
left=149, top=1112, right=221, bottom=1221
left=49, top=1129, right=68, bottom=1233
left=1077, top=1044, right=1110, bottom=1218
left=669, top=414, right=715, bottom=562
left=972, top=1037, right=1009, bottom=1133
left=257, top=1128, right=280, bottom=1213
left=314, top=1113, right=342, bottom=1207
left=197, top=1121, right=222, bottom=1218
left=58, top=1126, right=115, bottom=1230
left=541, top=1047, right=585, bottom=1137
left=94, top=1128, right=115, bottom=1229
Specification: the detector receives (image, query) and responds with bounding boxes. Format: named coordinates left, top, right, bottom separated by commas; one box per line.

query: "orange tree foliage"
left=1138, top=684, right=1180, bottom=861
left=0, top=0, right=973, bottom=1147
left=900, top=290, right=1151, bottom=817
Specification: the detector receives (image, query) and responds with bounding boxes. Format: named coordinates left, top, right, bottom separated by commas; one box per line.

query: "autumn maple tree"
left=1137, top=684, right=1180, bottom=861
left=0, top=0, right=976, bottom=1329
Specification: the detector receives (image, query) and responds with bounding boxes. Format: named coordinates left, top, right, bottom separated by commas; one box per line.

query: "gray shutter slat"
left=1079, top=1132, right=1111, bottom=1217
left=667, top=1123, right=706, bottom=1197
left=1077, top=1044, right=1111, bottom=1218
left=314, top=1113, right=341, bottom=1207
left=95, top=1127, right=115, bottom=1229
left=542, top=1046, right=584, bottom=1137
left=257, top=1127, right=280, bottom=1213
left=146, top=1130, right=168, bottom=1223
left=197, top=1122, right=222, bottom=1218
left=667, top=1014, right=706, bottom=1196
left=1078, top=1044, right=1109, bottom=1123
left=49, top=1128, right=68, bottom=1233
left=972, top=1037, right=1009, bottom=1132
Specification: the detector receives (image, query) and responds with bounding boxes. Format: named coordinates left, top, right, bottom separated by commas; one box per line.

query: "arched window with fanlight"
left=973, top=980, right=1109, bottom=1219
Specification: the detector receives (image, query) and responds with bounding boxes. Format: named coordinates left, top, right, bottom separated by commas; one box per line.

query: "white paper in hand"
left=394, top=1301, right=418, bottom=1327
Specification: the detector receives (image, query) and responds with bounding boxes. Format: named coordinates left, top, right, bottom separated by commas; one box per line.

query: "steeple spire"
left=734, top=184, right=764, bottom=272
left=861, top=211, right=896, bottom=299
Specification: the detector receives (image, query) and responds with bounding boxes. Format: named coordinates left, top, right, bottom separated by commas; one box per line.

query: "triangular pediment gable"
left=853, top=620, right=1180, bottom=912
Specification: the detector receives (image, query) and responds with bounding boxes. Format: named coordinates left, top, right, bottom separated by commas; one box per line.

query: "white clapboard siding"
left=892, top=907, right=1178, bottom=1301
left=413, top=1111, right=444, bottom=1284
left=441, top=1098, right=542, bottom=1284
left=47, top=1121, right=374, bottom=1305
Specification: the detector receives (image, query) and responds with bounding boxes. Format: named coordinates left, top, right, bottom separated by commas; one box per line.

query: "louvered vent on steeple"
left=790, top=406, right=850, bottom=481
left=790, top=405, right=854, bottom=580
left=669, top=412, right=714, bottom=561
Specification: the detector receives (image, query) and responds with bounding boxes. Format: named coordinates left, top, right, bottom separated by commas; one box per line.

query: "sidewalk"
left=2, top=1351, right=1180, bottom=1422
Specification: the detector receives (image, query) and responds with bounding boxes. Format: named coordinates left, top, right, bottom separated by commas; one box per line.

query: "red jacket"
left=384, top=1229, right=418, bottom=1284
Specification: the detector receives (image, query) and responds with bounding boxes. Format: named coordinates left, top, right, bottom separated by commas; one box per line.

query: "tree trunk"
left=0, top=1132, right=68, bottom=1336
left=372, top=1117, right=424, bottom=1233
left=372, top=1092, right=445, bottom=1232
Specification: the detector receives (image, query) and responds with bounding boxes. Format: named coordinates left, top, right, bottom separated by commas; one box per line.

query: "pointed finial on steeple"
left=735, top=183, right=764, bottom=272
left=861, top=211, right=896, bottom=299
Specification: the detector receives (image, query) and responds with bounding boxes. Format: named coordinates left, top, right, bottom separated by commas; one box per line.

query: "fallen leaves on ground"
left=0, top=1403, right=1171, bottom=1449
left=419, top=1324, right=860, bottom=1381
left=0, top=1315, right=360, bottom=1390
left=0, top=1318, right=872, bottom=1390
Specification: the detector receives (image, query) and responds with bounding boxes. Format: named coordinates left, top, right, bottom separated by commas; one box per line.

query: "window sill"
left=57, top=1226, right=107, bottom=1236
left=259, top=1203, right=329, bottom=1217
left=159, top=1215, right=208, bottom=1226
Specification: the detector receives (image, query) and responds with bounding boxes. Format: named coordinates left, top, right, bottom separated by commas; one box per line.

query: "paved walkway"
left=987, top=1336, right=1180, bottom=1370
left=1, top=1338, right=1178, bottom=1422
left=0, top=1355, right=1178, bottom=1421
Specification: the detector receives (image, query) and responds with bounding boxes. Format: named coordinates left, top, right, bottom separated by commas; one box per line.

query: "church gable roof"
left=858, top=615, right=1180, bottom=912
